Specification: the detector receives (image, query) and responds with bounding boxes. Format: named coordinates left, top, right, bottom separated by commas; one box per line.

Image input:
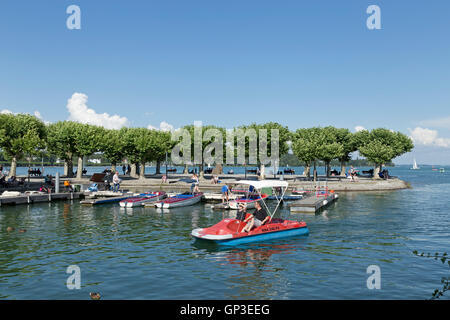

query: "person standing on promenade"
left=122, top=164, right=126, bottom=175
left=112, top=171, right=121, bottom=192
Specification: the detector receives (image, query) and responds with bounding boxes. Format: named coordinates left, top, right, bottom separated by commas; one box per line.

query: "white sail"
left=411, top=158, right=419, bottom=170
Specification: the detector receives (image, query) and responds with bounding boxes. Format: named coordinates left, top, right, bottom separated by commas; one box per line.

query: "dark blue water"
left=0, top=165, right=448, bottom=299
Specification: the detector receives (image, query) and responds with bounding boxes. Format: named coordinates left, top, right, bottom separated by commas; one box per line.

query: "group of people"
left=27, top=168, right=42, bottom=176
left=121, top=164, right=132, bottom=176
left=348, top=166, right=359, bottom=181
left=105, top=170, right=121, bottom=192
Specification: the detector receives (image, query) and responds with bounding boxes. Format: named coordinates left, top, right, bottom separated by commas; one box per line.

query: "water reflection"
left=192, top=240, right=303, bottom=299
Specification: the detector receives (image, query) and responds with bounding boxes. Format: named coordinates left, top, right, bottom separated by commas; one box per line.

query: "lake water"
left=0, top=165, right=449, bottom=299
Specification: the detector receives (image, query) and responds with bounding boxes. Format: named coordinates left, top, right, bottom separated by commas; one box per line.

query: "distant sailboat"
left=411, top=158, right=419, bottom=170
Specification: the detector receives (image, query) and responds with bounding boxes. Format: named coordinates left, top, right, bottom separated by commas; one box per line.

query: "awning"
left=234, top=180, right=289, bottom=190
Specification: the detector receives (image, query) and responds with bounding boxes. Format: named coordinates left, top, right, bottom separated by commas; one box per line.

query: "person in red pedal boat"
left=241, top=201, right=270, bottom=233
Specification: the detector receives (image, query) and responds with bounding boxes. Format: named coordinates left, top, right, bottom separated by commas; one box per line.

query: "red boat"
left=192, top=180, right=309, bottom=246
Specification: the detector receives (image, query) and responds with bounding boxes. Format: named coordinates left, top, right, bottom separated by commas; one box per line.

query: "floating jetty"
left=80, top=192, right=136, bottom=205
left=0, top=192, right=83, bottom=206
left=289, top=193, right=339, bottom=213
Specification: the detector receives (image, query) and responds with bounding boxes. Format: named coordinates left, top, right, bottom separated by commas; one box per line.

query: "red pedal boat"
left=192, top=180, right=309, bottom=246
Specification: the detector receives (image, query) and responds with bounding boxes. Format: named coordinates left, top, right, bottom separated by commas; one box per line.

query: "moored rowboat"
left=155, top=192, right=203, bottom=209
left=119, top=191, right=166, bottom=208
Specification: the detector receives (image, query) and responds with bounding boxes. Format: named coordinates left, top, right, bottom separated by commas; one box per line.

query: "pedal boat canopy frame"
left=234, top=180, right=289, bottom=219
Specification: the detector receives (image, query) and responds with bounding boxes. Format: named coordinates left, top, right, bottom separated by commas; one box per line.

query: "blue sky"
left=1, top=1, right=450, bottom=164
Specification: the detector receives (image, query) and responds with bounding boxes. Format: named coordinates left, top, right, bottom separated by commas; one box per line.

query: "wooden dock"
left=0, top=192, right=83, bottom=206
left=289, top=193, right=339, bottom=213
left=80, top=193, right=136, bottom=205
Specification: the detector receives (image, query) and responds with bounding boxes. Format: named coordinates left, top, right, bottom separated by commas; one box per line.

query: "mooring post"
left=55, top=172, right=60, bottom=194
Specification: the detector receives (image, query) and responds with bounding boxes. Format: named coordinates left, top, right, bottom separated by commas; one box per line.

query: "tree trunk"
left=184, top=164, right=189, bottom=174
left=67, top=159, right=74, bottom=178
left=340, top=160, right=346, bottom=177
left=373, top=164, right=382, bottom=179
left=259, top=163, right=265, bottom=180
left=313, top=161, right=317, bottom=182
left=139, top=162, right=146, bottom=180
left=9, top=156, right=17, bottom=177
left=156, top=160, right=161, bottom=174
left=76, top=156, right=83, bottom=179
left=325, top=161, right=330, bottom=177
left=304, top=164, right=311, bottom=178
left=64, top=161, right=69, bottom=176
left=130, top=163, right=137, bottom=178
left=199, top=163, right=204, bottom=179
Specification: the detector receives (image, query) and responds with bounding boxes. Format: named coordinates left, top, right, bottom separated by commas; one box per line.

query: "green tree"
left=153, top=130, right=174, bottom=174
left=335, top=128, right=358, bottom=177
left=73, top=123, right=104, bottom=179
left=99, top=128, right=126, bottom=173
left=0, top=113, right=47, bottom=177
left=315, top=126, right=345, bottom=177
left=47, top=121, right=79, bottom=177
left=121, top=128, right=167, bottom=179
left=238, top=122, right=291, bottom=178
left=292, top=128, right=319, bottom=179
left=178, top=124, right=226, bottom=178
left=356, top=128, right=414, bottom=178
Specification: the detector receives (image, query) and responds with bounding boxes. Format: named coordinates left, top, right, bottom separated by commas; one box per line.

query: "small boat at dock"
left=119, top=191, right=166, bottom=208
left=155, top=192, right=203, bottom=209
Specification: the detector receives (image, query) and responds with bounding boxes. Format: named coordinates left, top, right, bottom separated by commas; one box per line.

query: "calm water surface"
left=0, top=165, right=449, bottom=299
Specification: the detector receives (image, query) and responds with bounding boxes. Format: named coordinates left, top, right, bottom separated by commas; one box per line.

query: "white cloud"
left=0, top=109, right=14, bottom=114
left=66, top=92, right=129, bottom=129
left=33, top=110, right=51, bottom=125
left=355, top=125, right=366, bottom=132
left=34, top=111, right=42, bottom=119
left=148, top=121, right=174, bottom=132
left=419, top=116, right=450, bottom=129
left=409, top=127, right=450, bottom=148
